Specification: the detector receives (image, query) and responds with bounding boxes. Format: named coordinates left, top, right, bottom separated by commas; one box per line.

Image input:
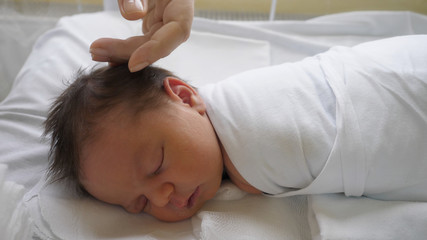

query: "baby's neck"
left=219, top=142, right=262, bottom=194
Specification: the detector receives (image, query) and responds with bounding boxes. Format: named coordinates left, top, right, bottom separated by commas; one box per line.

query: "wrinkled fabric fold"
left=204, top=35, right=427, bottom=201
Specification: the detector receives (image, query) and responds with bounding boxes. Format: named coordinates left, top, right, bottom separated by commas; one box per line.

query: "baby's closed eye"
left=152, top=146, right=164, bottom=175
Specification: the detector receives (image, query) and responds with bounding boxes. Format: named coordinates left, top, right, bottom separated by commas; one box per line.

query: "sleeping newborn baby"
left=44, top=35, right=427, bottom=222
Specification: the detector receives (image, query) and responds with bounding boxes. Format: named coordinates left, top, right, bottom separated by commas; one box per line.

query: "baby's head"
left=44, top=65, right=224, bottom=222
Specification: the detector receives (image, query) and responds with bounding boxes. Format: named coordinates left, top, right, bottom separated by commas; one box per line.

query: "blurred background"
left=0, top=0, right=426, bottom=99
left=1, top=0, right=426, bottom=19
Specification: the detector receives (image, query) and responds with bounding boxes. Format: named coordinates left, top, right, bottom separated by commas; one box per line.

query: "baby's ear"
left=163, top=77, right=206, bottom=115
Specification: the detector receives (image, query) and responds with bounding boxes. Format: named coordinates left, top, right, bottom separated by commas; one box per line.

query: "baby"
left=44, top=35, right=427, bottom=222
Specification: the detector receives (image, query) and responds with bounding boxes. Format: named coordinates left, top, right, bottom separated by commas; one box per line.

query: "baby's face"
left=80, top=98, right=224, bottom=222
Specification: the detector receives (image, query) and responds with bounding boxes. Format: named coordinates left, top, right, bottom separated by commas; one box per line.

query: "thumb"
left=118, top=0, right=148, bottom=20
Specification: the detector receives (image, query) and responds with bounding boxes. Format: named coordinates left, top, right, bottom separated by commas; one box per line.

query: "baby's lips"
left=187, top=186, right=201, bottom=208
left=170, top=197, right=188, bottom=209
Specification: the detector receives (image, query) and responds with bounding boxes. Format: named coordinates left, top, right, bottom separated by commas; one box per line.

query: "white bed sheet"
left=1, top=10, right=427, bottom=240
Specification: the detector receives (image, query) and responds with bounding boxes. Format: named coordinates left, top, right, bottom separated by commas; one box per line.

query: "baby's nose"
left=150, top=182, right=173, bottom=207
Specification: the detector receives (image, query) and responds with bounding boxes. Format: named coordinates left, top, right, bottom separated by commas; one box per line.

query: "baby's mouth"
left=187, top=186, right=200, bottom=209
left=170, top=186, right=201, bottom=209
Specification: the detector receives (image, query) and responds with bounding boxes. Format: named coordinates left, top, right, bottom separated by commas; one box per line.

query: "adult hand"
left=90, top=0, right=194, bottom=72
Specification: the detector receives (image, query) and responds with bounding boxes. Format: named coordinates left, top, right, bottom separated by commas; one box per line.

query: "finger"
left=118, top=0, right=148, bottom=20
left=154, top=0, right=170, bottom=22
left=90, top=36, right=150, bottom=64
left=163, top=0, right=194, bottom=25
left=162, top=0, right=193, bottom=41
left=142, top=8, right=155, bottom=34
left=128, top=21, right=187, bottom=72
left=144, top=20, right=164, bottom=39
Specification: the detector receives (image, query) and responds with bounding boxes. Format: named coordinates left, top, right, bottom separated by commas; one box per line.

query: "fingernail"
left=130, top=62, right=149, bottom=72
left=123, top=0, right=143, bottom=14
left=90, top=48, right=109, bottom=57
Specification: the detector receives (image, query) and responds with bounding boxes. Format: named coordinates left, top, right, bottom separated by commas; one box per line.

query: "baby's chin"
left=151, top=202, right=205, bottom=222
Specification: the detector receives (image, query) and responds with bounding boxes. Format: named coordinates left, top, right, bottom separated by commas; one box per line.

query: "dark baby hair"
left=44, top=64, right=178, bottom=193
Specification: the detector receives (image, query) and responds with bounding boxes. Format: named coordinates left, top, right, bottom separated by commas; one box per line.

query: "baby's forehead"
left=79, top=105, right=131, bottom=156
left=80, top=102, right=161, bottom=159
left=79, top=104, right=166, bottom=185
left=79, top=98, right=174, bottom=167
left=79, top=110, right=135, bottom=174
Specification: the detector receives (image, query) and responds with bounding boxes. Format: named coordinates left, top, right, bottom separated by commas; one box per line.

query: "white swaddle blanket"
left=201, top=35, right=427, bottom=200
